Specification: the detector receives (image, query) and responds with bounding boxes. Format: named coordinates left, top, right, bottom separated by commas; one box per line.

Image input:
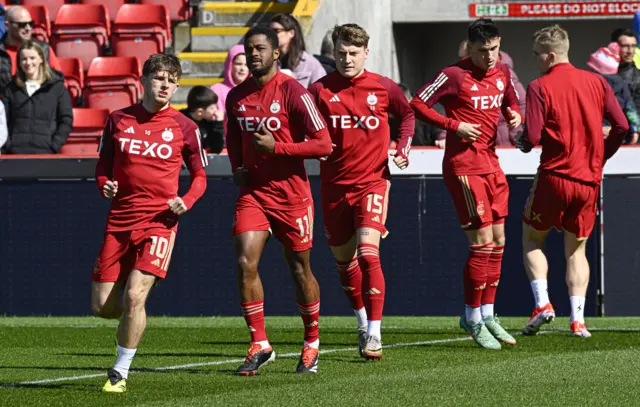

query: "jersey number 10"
left=149, top=236, right=169, bottom=259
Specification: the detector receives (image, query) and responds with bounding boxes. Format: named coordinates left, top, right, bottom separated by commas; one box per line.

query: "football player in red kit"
left=226, top=27, right=332, bottom=375
left=309, top=24, right=414, bottom=360
left=92, top=54, right=208, bottom=393
left=518, top=25, right=628, bottom=338
left=410, top=19, right=521, bottom=349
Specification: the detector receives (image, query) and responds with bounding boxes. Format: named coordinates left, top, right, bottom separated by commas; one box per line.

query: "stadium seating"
left=58, top=57, right=84, bottom=107
left=22, top=0, right=65, bottom=22
left=20, top=5, right=51, bottom=43
left=51, top=4, right=110, bottom=71
left=70, top=108, right=109, bottom=138
left=79, top=0, right=125, bottom=23
left=59, top=141, right=100, bottom=154
left=83, top=56, right=142, bottom=111
left=139, top=0, right=191, bottom=22
left=111, top=4, right=172, bottom=62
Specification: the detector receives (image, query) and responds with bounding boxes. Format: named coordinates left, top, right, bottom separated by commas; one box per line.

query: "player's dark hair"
left=187, top=86, right=218, bottom=112
left=244, top=26, right=279, bottom=51
left=468, top=18, right=500, bottom=45
left=270, top=13, right=305, bottom=70
left=332, top=23, right=369, bottom=48
left=612, top=28, right=636, bottom=42
left=142, top=54, right=182, bottom=79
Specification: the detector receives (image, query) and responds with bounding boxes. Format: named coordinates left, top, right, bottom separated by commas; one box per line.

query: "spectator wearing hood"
left=211, top=44, right=249, bottom=117
left=587, top=42, right=639, bottom=144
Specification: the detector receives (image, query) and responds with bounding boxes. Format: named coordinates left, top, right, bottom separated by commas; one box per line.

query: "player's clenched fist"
left=167, top=197, right=188, bottom=215
left=506, top=107, right=522, bottom=129
left=389, top=150, right=409, bottom=170
left=456, top=122, right=482, bottom=142
left=319, top=143, right=337, bottom=162
left=253, top=126, right=276, bottom=154
left=102, top=180, right=118, bottom=199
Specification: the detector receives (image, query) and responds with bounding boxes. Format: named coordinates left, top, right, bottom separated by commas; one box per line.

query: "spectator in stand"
left=587, top=42, right=640, bottom=144
left=1, top=40, right=72, bottom=154
left=270, top=13, right=326, bottom=88
left=613, top=29, right=640, bottom=112
left=0, top=102, right=7, bottom=153
left=181, top=86, right=224, bottom=154
left=390, top=83, right=439, bottom=146
left=211, top=44, right=248, bottom=118
left=314, top=29, right=336, bottom=74
left=0, top=6, right=61, bottom=90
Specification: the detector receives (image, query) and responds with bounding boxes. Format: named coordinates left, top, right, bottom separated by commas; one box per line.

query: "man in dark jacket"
left=613, top=29, right=640, bottom=139
left=0, top=6, right=61, bottom=89
left=180, top=86, right=224, bottom=154
left=314, top=29, right=336, bottom=74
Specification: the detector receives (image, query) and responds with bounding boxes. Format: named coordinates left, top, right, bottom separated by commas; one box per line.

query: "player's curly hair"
left=468, top=18, right=500, bottom=44
left=332, top=23, right=369, bottom=48
left=142, top=54, right=182, bottom=79
left=245, top=26, right=279, bottom=51
left=533, top=25, right=570, bottom=55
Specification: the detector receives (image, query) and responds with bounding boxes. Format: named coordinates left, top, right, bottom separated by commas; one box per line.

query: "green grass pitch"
left=1, top=316, right=639, bottom=406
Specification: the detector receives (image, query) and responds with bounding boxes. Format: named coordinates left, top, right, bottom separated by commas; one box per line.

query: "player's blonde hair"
left=533, top=25, right=570, bottom=55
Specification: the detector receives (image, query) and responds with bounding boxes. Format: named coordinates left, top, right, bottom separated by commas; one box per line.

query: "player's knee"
left=288, top=260, right=311, bottom=282
left=91, top=302, right=121, bottom=319
left=237, top=255, right=259, bottom=274
left=123, top=286, right=148, bottom=310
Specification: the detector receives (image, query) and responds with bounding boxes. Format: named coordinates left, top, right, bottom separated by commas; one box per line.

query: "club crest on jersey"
left=477, top=201, right=486, bottom=216
left=161, top=128, right=174, bottom=142
left=496, top=79, right=504, bottom=91
left=270, top=100, right=281, bottom=113
left=367, top=92, right=378, bottom=110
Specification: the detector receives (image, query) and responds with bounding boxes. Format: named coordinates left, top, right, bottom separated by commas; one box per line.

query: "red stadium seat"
left=71, top=108, right=110, bottom=138
left=58, top=57, right=84, bottom=106
left=60, top=141, right=100, bottom=154
left=139, top=0, right=191, bottom=21
left=84, top=56, right=142, bottom=111
left=51, top=4, right=111, bottom=71
left=79, top=0, right=125, bottom=22
left=111, top=4, right=171, bottom=61
left=22, top=0, right=65, bottom=22
left=18, top=5, right=51, bottom=42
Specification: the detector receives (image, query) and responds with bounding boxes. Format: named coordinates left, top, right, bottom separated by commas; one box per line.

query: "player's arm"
left=601, top=77, right=631, bottom=160
left=95, top=116, right=117, bottom=199
left=382, top=77, right=415, bottom=169
left=225, top=96, right=243, bottom=170
left=268, top=83, right=332, bottom=158
left=516, top=80, right=546, bottom=153
left=500, top=66, right=523, bottom=129
left=168, top=122, right=209, bottom=215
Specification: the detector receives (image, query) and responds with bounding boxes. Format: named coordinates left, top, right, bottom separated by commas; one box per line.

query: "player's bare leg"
left=234, top=231, right=274, bottom=375
left=459, top=225, right=501, bottom=349
left=103, top=269, right=156, bottom=393
left=522, top=223, right=556, bottom=335
left=91, top=281, right=125, bottom=319
left=284, top=248, right=320, bottom=373
left=564, top=231, right=591, bottom=338
left=330, top=235, right=368, bottom=357
left=356, top=227, right=384, bottom=359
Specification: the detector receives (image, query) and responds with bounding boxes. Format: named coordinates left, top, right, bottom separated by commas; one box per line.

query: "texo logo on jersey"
left=329, top=115, right=380, bottom=130
left=236, top=117, right=282, bottom=132
left=471, top=94, right=504, bottom=110
left=119, top=138, right=173, bottom=159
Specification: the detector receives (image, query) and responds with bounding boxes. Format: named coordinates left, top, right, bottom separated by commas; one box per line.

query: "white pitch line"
left=9, top=336, right=474, bottom=386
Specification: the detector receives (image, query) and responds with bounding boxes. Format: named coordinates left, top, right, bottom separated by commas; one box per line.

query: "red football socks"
left=463, top=243, right=493, bottom=307
left=337, top=257, right=365, bottom=310
left=241, top=300, right=268, bottom=343
left=358, top=244, right=385, bottom=321
left=297, top=300, right=320, bottom=343
left=482, top=245, right=504, bottom=306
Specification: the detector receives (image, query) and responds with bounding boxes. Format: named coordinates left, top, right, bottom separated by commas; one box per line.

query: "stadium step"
left=179, top=52, right=227, bottom=76
left=173, top=75, right=224, bottom=105
left=191, top=26, right=249, bottom=52
left=196, top=1, right=296, bottom=27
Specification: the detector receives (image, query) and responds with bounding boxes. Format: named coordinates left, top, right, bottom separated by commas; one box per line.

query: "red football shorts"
left=443, top=170, right=509, bottom=230
left=523, top=171, right=598, bottom=239
left=233, top=193, right=314, bottom=252
left=321, top=179, right=391, bottom=246
left=92, top=227, right=177, bottom=283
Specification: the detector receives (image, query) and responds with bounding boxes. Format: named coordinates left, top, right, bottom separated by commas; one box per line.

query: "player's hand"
left=515, top=131, right=531, bottom=153
left=233, top=167, right=249, bottom=187
left=213, top=108, right=225, bottom=121
left=253, top=126, right=276, bottom=154
left=102, top=180, right=118, bottom=199
left=389, top=150, right=409, bottom=170
left=435, top=139, right=446, bottom=149
left=602, top=126, right=612, bottom=139
left=167, top=197, right=188, bottom=215
left=506, top=107, right=522, bottom=129
left=456, top=122, right=482, bottom=142
left=319, top=143, right=337, bottom=162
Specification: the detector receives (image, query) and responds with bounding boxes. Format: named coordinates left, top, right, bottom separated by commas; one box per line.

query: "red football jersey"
left=225, top=70, right=331, bottom=210
left=309, top=70, right=415, bottom=186
left=411, top=58, right=521, bottom=175
left=523, top=63, right=628, bottom=184
left=97, top=104, right=208, bottom=231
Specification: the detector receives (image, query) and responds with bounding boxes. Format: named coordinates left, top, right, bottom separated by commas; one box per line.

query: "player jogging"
left=410, top=19, right=521, bottom=350
left=226, top=27, right=332, bottom=375
left=92, top=54, right=208, bottom=393
left=309, top=23, right=414, bottom=360
left=517, top=25, right=628, bottom=337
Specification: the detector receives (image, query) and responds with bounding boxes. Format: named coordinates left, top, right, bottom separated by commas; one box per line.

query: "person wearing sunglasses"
left=0, top=6, right=61, bottom=89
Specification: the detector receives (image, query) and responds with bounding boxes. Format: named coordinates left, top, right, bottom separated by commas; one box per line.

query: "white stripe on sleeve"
left=419, top=73, right=448, bottom=103
left=300, top=93, right=324, bottom=131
